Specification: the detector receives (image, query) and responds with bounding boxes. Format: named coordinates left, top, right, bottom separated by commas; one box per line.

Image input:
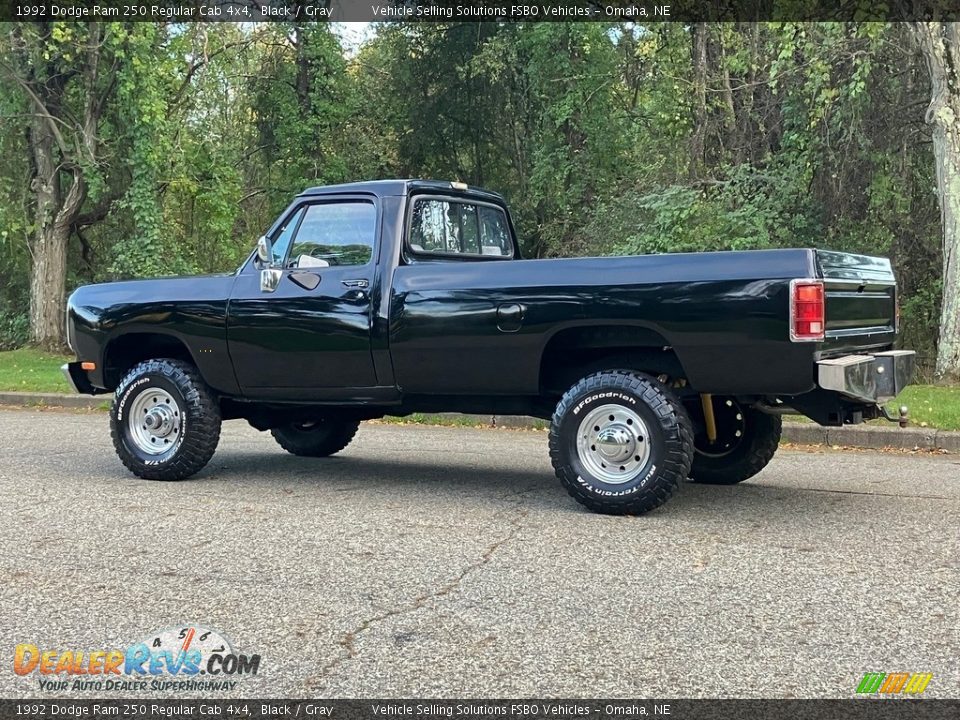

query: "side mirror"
left=260, top=267, right=282, bottom=293
left=256, top=235, right=273, bottom=266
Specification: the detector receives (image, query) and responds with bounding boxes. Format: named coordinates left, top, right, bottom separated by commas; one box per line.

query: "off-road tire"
left=690, top=405, right=781, bottom=485
left=549, top=370, right=694, bottom=515
left=271, top=419, right=360, bottom=457
left=110, top=359, right=221, bottom=481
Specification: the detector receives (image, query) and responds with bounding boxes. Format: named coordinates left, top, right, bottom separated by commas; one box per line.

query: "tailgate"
left=816, top=250, right=897, bottom=356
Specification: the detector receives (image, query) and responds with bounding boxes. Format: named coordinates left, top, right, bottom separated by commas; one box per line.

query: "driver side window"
left=286, top=201, right=376, bottom=268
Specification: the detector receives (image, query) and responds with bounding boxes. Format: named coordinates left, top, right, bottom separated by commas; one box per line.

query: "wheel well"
left=539, top=326, right=687, bottom=396
left=102, top=333, right=196, bottom=389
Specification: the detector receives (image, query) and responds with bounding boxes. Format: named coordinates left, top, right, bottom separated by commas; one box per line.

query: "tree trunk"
left=29, top=225, right=70, bottom=350
left=16, top=22, right=102, bottom=349
left=718, top=31, right=739, bottom=164
left=913, top=22, right=960, bottom=382
left=27, top=111, right=69, bottom=349
left=689, top=23, right=709, bottom=179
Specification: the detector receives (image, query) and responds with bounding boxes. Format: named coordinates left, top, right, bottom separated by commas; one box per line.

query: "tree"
left=2, top=23, right=123, bottom=348
left=250, top=22, right=352, bottom=198
left=913, top=22, right=960, bottom=382
left=0, top=22, right=949, bottom=370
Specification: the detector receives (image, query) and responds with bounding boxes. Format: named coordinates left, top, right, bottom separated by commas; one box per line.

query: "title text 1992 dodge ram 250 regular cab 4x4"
left=64, top=179, right=915, bottom=515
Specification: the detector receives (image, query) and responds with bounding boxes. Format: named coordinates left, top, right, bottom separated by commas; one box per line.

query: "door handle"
left=342, top=278, right=369, bottom=301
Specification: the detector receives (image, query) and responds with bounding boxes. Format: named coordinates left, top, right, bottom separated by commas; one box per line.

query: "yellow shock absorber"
left=701, top=393, right=717, bottom=444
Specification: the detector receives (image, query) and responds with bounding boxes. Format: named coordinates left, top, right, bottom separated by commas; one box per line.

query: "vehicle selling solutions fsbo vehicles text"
left=372, top=4, right=604, bottom=19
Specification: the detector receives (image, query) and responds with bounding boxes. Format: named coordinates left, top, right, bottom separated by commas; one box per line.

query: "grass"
left=0, top=347, right=72, bottom=393
left=785, top=385, right=960, bottom=431
left=888, top=384, right=960, bottom=431
left=378, top=412, right=550, bottom=431
left=0, top=347, right=958, bottom=431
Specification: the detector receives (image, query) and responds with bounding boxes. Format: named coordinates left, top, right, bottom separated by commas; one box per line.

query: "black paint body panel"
left=68, top=275, right=240, bottom=394
left=65, top=179, right=899, bottom=419
left=389, top=251, right=821, bottom=396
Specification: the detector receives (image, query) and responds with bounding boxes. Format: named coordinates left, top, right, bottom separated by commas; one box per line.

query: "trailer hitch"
left=879, top=404, right=910, bottom=428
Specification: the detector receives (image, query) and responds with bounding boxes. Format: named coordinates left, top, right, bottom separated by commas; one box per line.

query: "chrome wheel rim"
left=128, top=388, right=181, bottom=455
left=575, top=403, right=651, bottom=484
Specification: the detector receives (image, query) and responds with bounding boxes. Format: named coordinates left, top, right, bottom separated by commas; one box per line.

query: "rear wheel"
left=549, top=370, right=694, bottom=515
left=689, top=398, right=781, bottom=485
left=271, top=418, right=360, bottom=457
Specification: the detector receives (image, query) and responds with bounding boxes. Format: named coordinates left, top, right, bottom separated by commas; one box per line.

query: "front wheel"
left=271, top=418, right=360, bottom=457
left=549, top=370, right=694, bottom=515
left=110, top=359, right=221, bottom=481
left=689, top=399, right=781, bottom=485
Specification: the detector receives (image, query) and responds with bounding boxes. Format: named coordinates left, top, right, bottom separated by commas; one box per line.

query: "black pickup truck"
left=64, top=179, right=915, bottom=515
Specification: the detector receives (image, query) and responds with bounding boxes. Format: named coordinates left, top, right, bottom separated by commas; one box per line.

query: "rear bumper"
left=817, top=350, right=915, bottom=404
left=61, top=362, right=100, bottom=395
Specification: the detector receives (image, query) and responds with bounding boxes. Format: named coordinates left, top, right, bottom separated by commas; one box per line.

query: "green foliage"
left=900, top=281, right=943, bottom=374
left=0, top=21, right=948, bottom=369
left=0, top=310, right=29, bottom=351
left=110, top=24, right=193, bottom=279
left=251, top=24, right=353, bottom=194
left=601, top=186, right=768, bottom=257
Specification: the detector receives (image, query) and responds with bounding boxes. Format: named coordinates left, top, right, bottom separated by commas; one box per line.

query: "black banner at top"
left=7, top=0, right=960, bottom=23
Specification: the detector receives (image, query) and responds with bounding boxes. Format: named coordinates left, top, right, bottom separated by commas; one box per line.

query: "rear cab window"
left=406, top=195, right=515, bottom=261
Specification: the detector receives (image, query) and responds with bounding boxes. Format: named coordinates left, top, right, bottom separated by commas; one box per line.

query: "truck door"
left=227, top=197, right=379, bottom=398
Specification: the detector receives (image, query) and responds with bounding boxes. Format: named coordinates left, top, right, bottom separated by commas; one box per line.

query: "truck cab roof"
left=299, top=179, right=506, bottom=205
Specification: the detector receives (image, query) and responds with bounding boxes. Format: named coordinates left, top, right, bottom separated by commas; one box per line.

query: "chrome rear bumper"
left=817, top=350, right=915, bottom=403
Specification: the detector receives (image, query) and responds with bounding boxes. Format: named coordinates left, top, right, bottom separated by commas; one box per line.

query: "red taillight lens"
left=790, top=280, right=825, bottom=342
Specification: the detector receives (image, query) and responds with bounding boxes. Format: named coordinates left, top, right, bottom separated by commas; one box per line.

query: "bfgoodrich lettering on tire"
left=110, top=358, right=221, bottom=481
left=549, top=370, right=694, bottom=515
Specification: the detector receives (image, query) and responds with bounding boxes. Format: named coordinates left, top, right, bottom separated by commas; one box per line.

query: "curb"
left=0, top=393, right=956, bottom=452
left=780, top=422, right=959, bottom=452
left=0, top=391, right=109, bottom=409
left=439, top=413, right=960, bottom=451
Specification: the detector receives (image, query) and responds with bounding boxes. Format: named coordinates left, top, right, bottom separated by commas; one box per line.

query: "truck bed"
left=388, top=248, right=897, bottom=397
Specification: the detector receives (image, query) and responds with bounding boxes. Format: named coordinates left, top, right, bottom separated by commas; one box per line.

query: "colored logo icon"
left=856, top=672, right=933, bottom=694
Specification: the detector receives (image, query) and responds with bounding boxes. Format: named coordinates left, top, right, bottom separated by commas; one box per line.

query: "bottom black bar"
left=3, top=700, right=960, bottom=720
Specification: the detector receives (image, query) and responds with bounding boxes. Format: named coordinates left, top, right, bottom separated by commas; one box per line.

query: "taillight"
left=790, top=279, right=825, bottom=342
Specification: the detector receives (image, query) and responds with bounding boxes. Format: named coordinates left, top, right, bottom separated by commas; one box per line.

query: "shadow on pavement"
left=200, top=449, right=887, bottom=522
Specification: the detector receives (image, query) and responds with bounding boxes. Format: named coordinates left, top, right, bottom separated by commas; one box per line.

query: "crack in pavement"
left=792, top=487, right=956, bottom=500
left=304, top=487, right=534, bottom=691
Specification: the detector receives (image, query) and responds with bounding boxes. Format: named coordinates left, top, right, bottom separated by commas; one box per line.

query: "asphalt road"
left=0, top=408, right=957, bottom=699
